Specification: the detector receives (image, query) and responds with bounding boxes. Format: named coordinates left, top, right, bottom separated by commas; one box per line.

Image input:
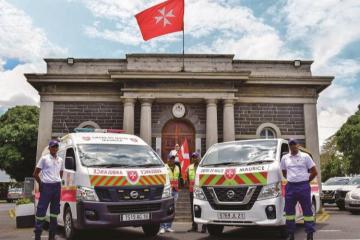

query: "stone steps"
left=175, top=189, right=192, bottom=222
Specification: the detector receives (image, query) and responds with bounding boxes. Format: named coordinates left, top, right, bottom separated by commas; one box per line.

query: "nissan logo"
left=130, top=190, right=139, bottom=199
left=227, top=190, right=235, bottom=199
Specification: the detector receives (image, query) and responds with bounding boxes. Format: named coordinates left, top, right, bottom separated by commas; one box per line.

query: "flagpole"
left=181, top=0, right=185, bottom=72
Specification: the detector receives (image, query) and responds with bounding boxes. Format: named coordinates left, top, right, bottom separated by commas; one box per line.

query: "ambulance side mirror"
left=65, top=156, right=76, bottom=171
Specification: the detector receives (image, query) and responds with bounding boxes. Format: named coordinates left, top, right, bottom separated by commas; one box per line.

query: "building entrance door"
left=161, top=120, right=195, bottom=162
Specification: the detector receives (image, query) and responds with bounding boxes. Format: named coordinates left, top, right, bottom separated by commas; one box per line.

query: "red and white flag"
left=135, top=0, right=184, bottom=41
left=178, top=138, right=190, bottom=179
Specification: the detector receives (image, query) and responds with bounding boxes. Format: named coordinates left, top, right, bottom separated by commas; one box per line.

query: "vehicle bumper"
left=194, top=197, right=285, bottom=226
left=74, top=198, right=175, bottom=229
left=345, top=199, right=360, bottom=211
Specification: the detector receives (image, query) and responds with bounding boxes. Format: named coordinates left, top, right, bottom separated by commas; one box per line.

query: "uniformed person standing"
left=187, top=152, right=207, bottom=233
left=281, top=139, right=318, bottom=240
left=33, top=140, right=64, bottom=240
left=160, top=154, right=180, bottom=234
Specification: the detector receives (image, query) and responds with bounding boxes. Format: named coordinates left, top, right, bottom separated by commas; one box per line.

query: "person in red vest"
left=187, top=152, right=207, bottom=233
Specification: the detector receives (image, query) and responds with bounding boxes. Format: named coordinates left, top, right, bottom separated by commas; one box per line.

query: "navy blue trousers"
left=34, top=182, right=61, bottom=237
left=285, top=181, right=315, bottom=234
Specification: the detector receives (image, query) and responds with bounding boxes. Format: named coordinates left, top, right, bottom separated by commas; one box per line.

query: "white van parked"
left=193, top=139, right=320, bottom=236
left=36, top=129, right=174, bottom=239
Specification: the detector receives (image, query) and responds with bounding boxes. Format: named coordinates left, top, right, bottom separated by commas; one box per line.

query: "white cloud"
left=0, top=0, right=66, bottom=109
left=283, top=0, right=360, bottom=71
left=0, top=0, right=67, bottom=62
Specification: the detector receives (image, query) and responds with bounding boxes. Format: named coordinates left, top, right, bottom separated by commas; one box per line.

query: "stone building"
left=26, top=54, right=333, bottom=172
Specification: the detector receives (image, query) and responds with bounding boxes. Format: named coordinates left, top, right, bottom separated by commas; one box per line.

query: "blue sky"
left=0, top=0, right=359, bottom=147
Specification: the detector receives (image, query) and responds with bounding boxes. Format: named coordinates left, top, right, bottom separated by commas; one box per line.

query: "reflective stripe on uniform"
left=49, top=213, right=58, bottom=218
left=35, top=216, right=46, bottom=221
left=166, top=164, right=180, bottom=190
left=188, top=164, right=196, bottom=192
left=304, top=216, right=315, bottom=222
left=285, top=215, right=296, bottom=221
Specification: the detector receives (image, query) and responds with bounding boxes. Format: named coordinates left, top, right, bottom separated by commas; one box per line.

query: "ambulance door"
left=59, top=147, right=77, bottom=226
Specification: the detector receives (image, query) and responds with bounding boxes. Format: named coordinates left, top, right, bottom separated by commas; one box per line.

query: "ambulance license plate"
left=121, top=213, right=150, bottom=221
left=217, top=212, right=245, bottom=220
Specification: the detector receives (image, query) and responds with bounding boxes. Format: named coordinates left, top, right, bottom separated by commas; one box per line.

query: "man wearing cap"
left=281, top=139, right=318, bottom=240
left=33, top=140, right=64, bottom=240
left=187, top=152, right=207, bottom=233
left=160, top=153, right=180, bottom=234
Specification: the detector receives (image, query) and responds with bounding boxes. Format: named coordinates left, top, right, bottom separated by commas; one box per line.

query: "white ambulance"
left=193, top=139, right=320, bottom=236
left=36, top=129, right=174, bottom=239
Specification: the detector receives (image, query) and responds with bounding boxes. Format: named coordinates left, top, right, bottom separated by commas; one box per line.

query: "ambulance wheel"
left=64, top=207, right=78, bottom=240
left=207, top=224, right=224, bottom=236
left=142, top=224, right=160, bottom=237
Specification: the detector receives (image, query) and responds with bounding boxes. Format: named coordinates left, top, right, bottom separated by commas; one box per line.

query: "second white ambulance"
left=193, top=139, right=320, bottom=236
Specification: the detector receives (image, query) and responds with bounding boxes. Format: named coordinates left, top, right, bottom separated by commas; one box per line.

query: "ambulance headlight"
left=162, top=184, right=172, bottom=199
left=76, top=186, right=99, bottom=202
left=194, top=186, right=207, bottom=200
left=258, top=182, right=281, bottom=200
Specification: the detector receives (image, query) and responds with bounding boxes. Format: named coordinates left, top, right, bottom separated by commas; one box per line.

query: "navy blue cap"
left=191, top=152, right=200, bottom=158
left=288, top=138, right=299, bottom=145
left=168, top=153, right=176, bottom=159
left=48, top=140, right=59, bottom=147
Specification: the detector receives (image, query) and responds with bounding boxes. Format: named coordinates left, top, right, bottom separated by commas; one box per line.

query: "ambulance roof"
left=60, top=132, right=147, bottom=146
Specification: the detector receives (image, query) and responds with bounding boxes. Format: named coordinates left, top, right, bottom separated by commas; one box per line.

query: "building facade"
left=26, top=54, right=333, bottom=175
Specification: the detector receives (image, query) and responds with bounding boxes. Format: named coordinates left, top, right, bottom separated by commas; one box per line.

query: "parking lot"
left=1, top=203, right=359, bottom=240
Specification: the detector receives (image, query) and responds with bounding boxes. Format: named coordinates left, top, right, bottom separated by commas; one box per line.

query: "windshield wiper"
left=202, top=162, right=240, bottom=167
left=245, top=159, right=274, bottom=166
left=87, top=163, right=132, bottom=168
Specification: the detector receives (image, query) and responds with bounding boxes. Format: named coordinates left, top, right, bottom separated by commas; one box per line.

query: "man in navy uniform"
left=281, top=139, right=318, bottom=240
left=33, top=140, right=64, bottom=240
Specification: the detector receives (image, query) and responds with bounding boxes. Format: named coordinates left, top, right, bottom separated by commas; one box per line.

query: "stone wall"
left=52, top=102, right=123, bottom=134
left=234, top=103, right=305, bottom=136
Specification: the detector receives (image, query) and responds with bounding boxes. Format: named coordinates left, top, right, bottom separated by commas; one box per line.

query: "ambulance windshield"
left=201, top=140, right=277, bottom=167
left=78, top=144, right=164, bottom=168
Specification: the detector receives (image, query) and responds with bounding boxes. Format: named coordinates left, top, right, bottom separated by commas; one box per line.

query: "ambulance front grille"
left=95, top=186, right=164, bottom=202
left=202, top=186, right=263, bottom=211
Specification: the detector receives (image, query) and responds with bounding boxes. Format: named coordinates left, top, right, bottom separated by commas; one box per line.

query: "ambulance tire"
left=142, top=223, right=160, bottom=237
left=64, top=207, right=78, bottom=240
left=207, top=224, right=224, bottom=236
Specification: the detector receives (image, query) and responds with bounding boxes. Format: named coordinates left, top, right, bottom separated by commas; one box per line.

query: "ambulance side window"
left=65, top=148, right=76, bottom=171
left=280, top=143, right=289, bottom=160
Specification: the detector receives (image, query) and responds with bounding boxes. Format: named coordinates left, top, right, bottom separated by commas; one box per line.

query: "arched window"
left=260, top=127, right=276, bottom=139
left=256, top=123, right=281, bottom=139
left=77, top=121, right=100, bottom=129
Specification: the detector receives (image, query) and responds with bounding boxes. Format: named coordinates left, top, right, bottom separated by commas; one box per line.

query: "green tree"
left=0, top=106, right=39, bottom=181
left=320, top=135, right=348, bottom=181
left=336, top=104, right=360, bottom=175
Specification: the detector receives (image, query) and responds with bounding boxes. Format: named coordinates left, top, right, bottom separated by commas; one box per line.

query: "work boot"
left=307, top=232, right=314, bottom=240
left=187, top=225, right=198, bottom=232
left=34, top=235, right=41, bottom=240
left=49, top=231, right=56, bottom=240
left=286, top=233, right=295, bottom=240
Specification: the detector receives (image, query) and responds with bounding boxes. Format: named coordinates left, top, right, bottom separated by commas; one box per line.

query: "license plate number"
left=217, top=212, right=245, bottom=220
left=350, top=200, right=360, bottom=205
left=121, top=213, right=150, bottom=221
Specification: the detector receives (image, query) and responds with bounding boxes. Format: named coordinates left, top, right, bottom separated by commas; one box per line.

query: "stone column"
left=304, top=103, right=321, bottom=183
left=206, top=99, right=218, bottom=150
left=140, top=99, right=153, bottom=145
left=36, top=101, right=54, bottom=162
left=223, top=99, right=235, bottom=142
left=122, top=98, right=135, bottom=134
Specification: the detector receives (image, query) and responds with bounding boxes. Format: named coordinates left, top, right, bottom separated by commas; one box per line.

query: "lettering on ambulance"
left=89, top=174, right=166, bottom=186
left=199, top=172, right=268, bottom=186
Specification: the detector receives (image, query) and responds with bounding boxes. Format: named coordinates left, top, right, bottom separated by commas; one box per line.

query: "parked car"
left=335, top=176, right=360, bottom=210
left=345, top=187, right=360, bottom=214
left=7, top=188, right=23, bottom=203
left=321, top=177, right=351, bottom=204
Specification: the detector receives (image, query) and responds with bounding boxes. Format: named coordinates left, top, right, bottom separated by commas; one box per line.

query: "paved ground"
left=1, top=203, right=359, bottom=240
